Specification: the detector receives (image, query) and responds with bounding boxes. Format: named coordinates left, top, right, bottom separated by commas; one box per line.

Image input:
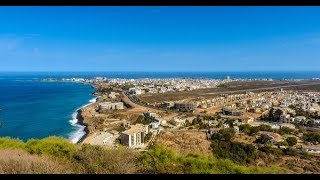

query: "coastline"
left=69, top=84, right=99, bottom=144
left=74, top=108, right=90, bottom=143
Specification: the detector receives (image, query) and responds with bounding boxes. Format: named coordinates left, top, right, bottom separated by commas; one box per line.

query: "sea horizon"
left=1, top=71, right=320, bottom=80
left=1, top=71, right=320, bottom=142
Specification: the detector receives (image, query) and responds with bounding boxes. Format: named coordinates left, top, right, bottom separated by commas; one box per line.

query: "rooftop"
left=122, top=124, right=146, bottom=135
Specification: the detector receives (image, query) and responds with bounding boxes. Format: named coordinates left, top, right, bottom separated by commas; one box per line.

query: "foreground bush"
left=0, top=136, right=291, bottom=174
left=138, top=145, right=287, bottom=174
left=211, top=141, right=256, bottom=165
left=25, top=136, right=76, bottom=160
left=0, top=137, right=25, bottom=150
left=73, top=144, right=138, bottom=174
left=0, top=149, right=75, bottom=174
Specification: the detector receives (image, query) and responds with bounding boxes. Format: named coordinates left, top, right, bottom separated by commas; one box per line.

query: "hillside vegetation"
left=0, top=136, right=291, bottom=174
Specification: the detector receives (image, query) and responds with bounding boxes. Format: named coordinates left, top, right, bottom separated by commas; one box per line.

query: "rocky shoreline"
left=75, top=108, right=90, bottom=143
left=74, top=85, right=99, bottom=144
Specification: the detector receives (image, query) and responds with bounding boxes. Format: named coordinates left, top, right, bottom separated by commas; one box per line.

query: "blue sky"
left=0, top=6, right=320, bottom=72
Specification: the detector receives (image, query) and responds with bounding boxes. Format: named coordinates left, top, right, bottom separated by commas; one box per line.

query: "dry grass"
left=233, top=133, right=256, bottom=144
left=155, top=131, right=212, bottom=155
left=74, top=145, right=138, bottom=174
left=0, top=149, right=75, bottom=174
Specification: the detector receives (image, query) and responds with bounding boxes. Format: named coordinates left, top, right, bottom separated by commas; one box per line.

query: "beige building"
left=98, top=102, right=124, bottom=110
left=174, top=102, right=196, bottom=110
left=121, top=124, right=149, bottom=148
left=169, top=118, right=186, bottom=127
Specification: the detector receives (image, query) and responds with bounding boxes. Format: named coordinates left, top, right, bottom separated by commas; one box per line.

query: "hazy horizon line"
left=0, top=70, right=319, bottom=73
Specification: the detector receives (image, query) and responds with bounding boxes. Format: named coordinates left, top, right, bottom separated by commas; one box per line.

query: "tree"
left=239, top=124, right=251, bottom=134
left=255, top=134, right=272, bottom=144
left=249, top=126, right=260, bottom=136
left=211, top=141, right=256, bottom=165
left=268, top=108, right=274, bottom=121
left=273, top=109, right=283, bottom=122
left=216, top=121, right=223, bottom=128
left=224, top=119, right=234, bottom=128
left=276, top=127, right=294, bottom=135
left=212, top=128, right=235, bottom=141
left=283, top=147, right=298, bottom=156
left=303, top=132, right=320, bottom=144
left=192, top=117, right=202, bottom=125
left=286, top=137, right=297, bottom=146
left=306, top=120, right=315, bottom=127
left=277, top=141, right=289, bottom=147
left=258, top=124, right=272, bottom=132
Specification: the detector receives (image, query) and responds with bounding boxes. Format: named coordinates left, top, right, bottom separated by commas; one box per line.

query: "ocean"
left=0, top=71, right=320, bottom=142
left=0, top=76, right=96, bottom=143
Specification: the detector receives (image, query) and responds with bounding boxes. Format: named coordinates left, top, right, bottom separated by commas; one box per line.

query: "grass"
left=138, top=145, right=289, bottom=174
left=0, top=136, right=307, bottom=174
left=0, top=149, right=75, bottom=174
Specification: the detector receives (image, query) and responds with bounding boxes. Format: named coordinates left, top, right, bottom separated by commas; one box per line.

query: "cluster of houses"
left=197, top=93, right=253, bottom=109
left=162, top=91, right=284, bottom=113
left=279, top=91, right=320, bottom=112
left=124, top=78, right=236, bottom=94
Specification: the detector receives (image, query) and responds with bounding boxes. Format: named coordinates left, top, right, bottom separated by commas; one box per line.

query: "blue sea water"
left=0, top=76, right=96, bottom=143
left=1, top=71, right=320, bottom=79
left=0, top=71, right=320, bottom=142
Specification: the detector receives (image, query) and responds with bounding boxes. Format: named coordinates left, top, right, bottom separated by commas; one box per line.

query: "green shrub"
left=239, top=124, right=260, bottom=136
left=303, top=132, right=320, bottom=144
left=139, top=145, right=182, bottom=174
left=211, top=128, right=235, bottom=141
left=286, top=137, right=297, bottom=146
left=25, top=136, right=76, bottom=159
left=239, top=124, right=251, bottom=134
left=211, top=141, right=256, bottom=165
left=278, top=141, right=289, bottom=147
left=255, top=134, right=272, bottom=144
left=0, top=137, right=25, bottom=150
left=282, top=147, right=299, bottom=156
left=139, top=145, right=286, bottom=174
left=73, top=144, right=137, bottom=174
left=276, top=127, right=295, bottom=135
left=258, top=124, right=272, bottom=132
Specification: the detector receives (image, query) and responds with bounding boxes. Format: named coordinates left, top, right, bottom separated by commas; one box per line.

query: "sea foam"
left=68, top=97, right=97, bottom=143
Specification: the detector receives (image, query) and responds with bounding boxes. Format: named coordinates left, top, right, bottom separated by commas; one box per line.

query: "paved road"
left=123, top=91, right=164, bottom=111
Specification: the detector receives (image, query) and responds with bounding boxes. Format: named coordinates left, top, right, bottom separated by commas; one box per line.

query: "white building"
left=280, top=114, right=291, bottom=123
left=271, top=124, right=281, bottom=130
left=234, top=126, right=239, bottom=133
left=294, top=116, right=306, bottom=123
left=150, top=121, right=160, bottom=129
left=302, top=145, right=320, bottom=154
left=121, top=124, right=149, bottom=148
left=223, top=124, right=230, bottom=128
left=129, top=87, right=142, bottom=95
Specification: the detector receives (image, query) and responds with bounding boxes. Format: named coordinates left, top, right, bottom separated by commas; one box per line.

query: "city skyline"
left=1, top=6, right=320, bottom=72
